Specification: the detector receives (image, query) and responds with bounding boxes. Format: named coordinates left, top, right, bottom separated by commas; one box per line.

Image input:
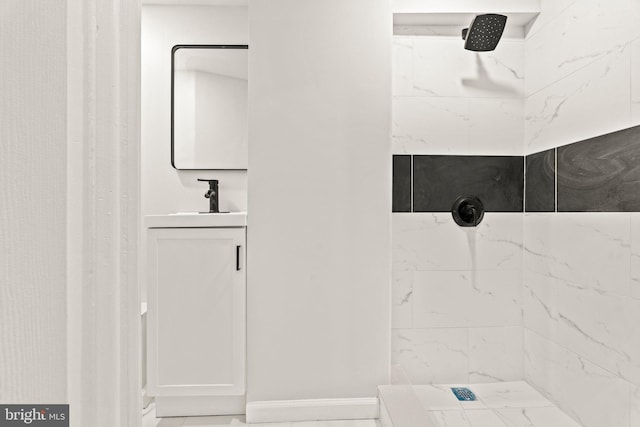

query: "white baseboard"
left=155, top=395, right=245, bottom=417
left=141, top=388, right=153, bottom=410
left=246, top=397, right=379, bottom=423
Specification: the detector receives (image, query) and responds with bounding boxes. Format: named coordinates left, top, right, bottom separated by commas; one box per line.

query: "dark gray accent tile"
left=393, top=155, right=412, bottom=212
left=413, top=155, right=523, bottom=212
left=558, top=125, right=640, bottom=212
left=526, top=149, right=556, bottom=212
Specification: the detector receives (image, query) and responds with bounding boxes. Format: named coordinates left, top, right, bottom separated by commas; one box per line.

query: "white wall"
left=523, top=1, right=640, bottom=426
left=0, top=0, right=67, bottom=402
left=141, top=5, right=248, bottom=215
left=391, top=31, right=525, bottom=384
left=247, top=0, right=391, bottom=406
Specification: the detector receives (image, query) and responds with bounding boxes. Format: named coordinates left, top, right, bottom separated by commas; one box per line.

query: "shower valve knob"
left=452, top=195, right=485, bottom=227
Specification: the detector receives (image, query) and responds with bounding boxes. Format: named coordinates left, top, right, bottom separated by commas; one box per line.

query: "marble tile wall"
left=393, top=2, right=640, bottom=424
left=392, top=213, right=524, bottom=384
left=523, top=1, right=640, bottom=425
left=524, top=0, right=640, bottom=154
left=392, top=36, right=524, bottom=156
left=391, top=33, right=525, bottom=384
left=524, top=214, right=640, bottom=427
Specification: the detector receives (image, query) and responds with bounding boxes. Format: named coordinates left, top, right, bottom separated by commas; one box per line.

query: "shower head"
left=462, top=14, right=507, bottom=52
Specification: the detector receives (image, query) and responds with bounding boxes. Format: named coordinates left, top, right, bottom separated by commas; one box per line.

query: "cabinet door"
left=147, top=227, right=245, bottom=396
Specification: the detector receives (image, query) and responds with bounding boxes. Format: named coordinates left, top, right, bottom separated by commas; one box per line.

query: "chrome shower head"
left=462, top=14, right=507, bottom=52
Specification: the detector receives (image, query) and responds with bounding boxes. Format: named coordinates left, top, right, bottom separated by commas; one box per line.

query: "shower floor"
left=379, top=381, right=581, bottom=427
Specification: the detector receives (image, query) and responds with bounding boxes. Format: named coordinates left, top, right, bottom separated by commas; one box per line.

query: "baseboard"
left=141, top=387, right=153, bottom=410
left=246, top=397, right=379, bottom=423
left=155, top=395, right=245, bottom=417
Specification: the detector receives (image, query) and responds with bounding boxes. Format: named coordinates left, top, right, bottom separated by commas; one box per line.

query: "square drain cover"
left=451, top=387, right=477, bottom=401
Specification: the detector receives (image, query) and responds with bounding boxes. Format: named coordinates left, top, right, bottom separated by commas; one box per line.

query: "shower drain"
left=451, top=387, right=477, bottom=401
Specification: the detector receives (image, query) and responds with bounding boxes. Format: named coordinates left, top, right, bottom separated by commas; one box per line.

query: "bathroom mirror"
left=171, top=45, right=248, bottom=170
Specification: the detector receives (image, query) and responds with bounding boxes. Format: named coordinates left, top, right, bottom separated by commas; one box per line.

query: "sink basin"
left=145, top=212, right=247, bottom=228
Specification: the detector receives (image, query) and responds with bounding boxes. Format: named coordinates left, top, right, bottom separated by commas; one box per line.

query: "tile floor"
left=143, top=382, right=579, bottom=427
left=142, top=403, right=381, bottom=427
left=413, top=381, right=581, bottom=427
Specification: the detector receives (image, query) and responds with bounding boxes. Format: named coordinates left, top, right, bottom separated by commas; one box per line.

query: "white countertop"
left=144, top=212, right=247, bottom=228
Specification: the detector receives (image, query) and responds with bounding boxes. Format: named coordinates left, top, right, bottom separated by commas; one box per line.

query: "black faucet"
left=198, top=179, right=219, bottom=213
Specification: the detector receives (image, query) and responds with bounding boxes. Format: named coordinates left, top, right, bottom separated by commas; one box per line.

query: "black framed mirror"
left=171, top=44, right=248, bottom=170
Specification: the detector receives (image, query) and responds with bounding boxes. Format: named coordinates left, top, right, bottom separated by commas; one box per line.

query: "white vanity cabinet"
left=145, top=214, right=246, bottom=417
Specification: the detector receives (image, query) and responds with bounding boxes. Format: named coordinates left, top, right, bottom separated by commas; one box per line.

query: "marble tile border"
left=392, top=155, right=411, bottom=212
left=413, top=155, right=524, bottom=212
left=525, top=148, right=556, bottom=212
left=557, top=124, right=640, bottom=212
left=391, top=154, right=525, bottom=213
left=392, top=124, right=640, bottom=213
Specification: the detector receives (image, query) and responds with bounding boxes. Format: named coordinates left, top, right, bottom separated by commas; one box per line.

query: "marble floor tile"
left=494, top=407, right=581, bottom=427
left=413, top=384, right=463, bottom=411
left=470, top=381, right=552, bottom=409
left=428, top=410, right=475, bottom=427
left=429, top=409, right=508, bottom=427
left=387, top=382, right=580, bottom=427
left=464, top=410, right=510, bottom=427
left=439, top=385, right=487, bottom=411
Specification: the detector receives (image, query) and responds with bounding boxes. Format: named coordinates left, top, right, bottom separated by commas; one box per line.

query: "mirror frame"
left=171, top=44, right=249, bottom=170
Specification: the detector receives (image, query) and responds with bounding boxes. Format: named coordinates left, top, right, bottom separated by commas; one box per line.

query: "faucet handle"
left=197, top=179, right=220, bottom=213
left=197, top=178, right=219, bottom=187
left=197, top=179, right=218, bottom=198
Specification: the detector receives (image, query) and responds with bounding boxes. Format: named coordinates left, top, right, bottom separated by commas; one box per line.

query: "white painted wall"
left=0, top=0, right=67, bottom=403
left=391, top=32, right=524, bottom=384
left=66, top=0, right=141, bottom=423
left=247, top=0, right=391, bottom=408
left=523, top=1, right=640, bottom=426
left=141, top=5, right=248, bottom=215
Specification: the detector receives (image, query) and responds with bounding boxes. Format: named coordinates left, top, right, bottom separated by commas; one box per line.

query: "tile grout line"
left=410, top=155, right=413, bottom=213
left=553, top=148, right=557, bottom=212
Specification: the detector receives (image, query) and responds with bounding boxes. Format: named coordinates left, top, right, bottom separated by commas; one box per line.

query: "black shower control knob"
left=452, top=195, right=485, bottom=227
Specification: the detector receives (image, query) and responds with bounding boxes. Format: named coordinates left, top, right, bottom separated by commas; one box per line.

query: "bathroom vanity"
left=145, top=212, right=247, bottom=416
